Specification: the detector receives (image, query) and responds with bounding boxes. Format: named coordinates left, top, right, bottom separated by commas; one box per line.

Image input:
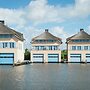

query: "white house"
left=31, top=29, right=62, bottom=63
left=66, top=29, right=90, bottom=63
left=0, top=21, right=24, bottom=65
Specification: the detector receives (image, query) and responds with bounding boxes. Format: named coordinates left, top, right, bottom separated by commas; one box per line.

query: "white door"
left=33, top=54, right=44, bottom=62
left=70, top=54, right=81, bottom=62
left=48, top=54, right=59, bottom=62
left=0, top=53, right=14, bottom=64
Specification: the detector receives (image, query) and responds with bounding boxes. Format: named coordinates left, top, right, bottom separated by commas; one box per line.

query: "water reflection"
left=0, top=63, right=90, bottom=90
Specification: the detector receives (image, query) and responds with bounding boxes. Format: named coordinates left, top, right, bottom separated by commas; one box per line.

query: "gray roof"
left=66, top=29, right=90, bottom=42
left=0, top=23, right=24, bottom=41
left=32, top=29, right=62, bottom=43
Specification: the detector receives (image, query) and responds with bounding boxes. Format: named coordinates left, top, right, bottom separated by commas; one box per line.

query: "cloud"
left=23, top=26, right=43, bottom=49
left=0, top=8, right=26, bottom=26
left=69, top=0, right=90, bottom=18
left=87, top=25, right=90, bottom=34
left=50, top=26, right=68, bottom=49
left=26, top=0, right=64, bottom=25
left=50, top=26, right=67, bottom=41
left=0, top=0, right=90, bottom=26
left=26, top=0, right=90, bottom=24
left=0, top=0, right=90, bottom=49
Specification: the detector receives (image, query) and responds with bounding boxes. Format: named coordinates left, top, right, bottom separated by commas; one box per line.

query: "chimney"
left=0, top=20, right=4, bottom=24
left=45, top=29, right=48, bottom=32
left=80, top=29, right=84, bottom=31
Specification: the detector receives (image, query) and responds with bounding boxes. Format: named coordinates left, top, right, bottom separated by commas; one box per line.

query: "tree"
left=61, top=50, right=67, bottom=61
left=24, top=48, right=30, bottom=60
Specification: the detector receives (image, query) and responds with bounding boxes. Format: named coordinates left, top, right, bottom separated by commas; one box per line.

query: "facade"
left=66, top=29, right=90, bottom=63
left=31, top=29, right=62, bottom=63
left=0, top=21, right=24, bottom=64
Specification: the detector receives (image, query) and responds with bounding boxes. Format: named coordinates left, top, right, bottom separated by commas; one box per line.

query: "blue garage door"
left=86, top=54, right=90, bottom=62
left=48, top=54, right=59, bottom=62
left=70, top=54, right=81, bottom=62
left=0, top=53, right=14, bottom=64
left=33, top=54, right=44, bottom=62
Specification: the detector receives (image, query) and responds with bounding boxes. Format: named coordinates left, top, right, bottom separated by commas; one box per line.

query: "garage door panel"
left=48, top=54, right=59, bottom=62
left=33, top=58, right=43, bottom=62
left=70, top=54, right=81, bottom=62
left=70, top=58, right=81, bottom=62
left=33, top=54, right=44, bottom=62
left=0, top=58, right=13, bottom=64
left=0, top=53, right=14, bottom=64
left=0, top=54, right=14, bottom=57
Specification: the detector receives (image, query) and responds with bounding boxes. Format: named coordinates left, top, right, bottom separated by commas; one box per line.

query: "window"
left=77, top=46, right=81, bottom=50
left=39, top=46, right=45, bottom=50
left=10, top=42, right=15, bottom=48
left=72, top=39, right=90, bottom=42
left=0, top=42, right=16, bottom=48
left=35, top=46, right=39, bottom=50
left=72, top=46, right=76, bottom=50
left=35, top=39, right=56, bottom=43
left=3, top=42, right=8, bottom=48
left=0, top=34, right=13, bottom=38
left=84, top=46, right=88, bottom=50
left=54, top=46, right=58, bottom=50
left=12, top=43, right=14, bottom=48
left=49, top=46, right=52, bottom=50
left=43, top=46, right=46, bottom=50
left=48, top=40, right=54, bottom=42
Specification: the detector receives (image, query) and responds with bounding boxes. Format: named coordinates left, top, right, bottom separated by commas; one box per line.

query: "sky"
left=0, top=0, right=90, bottom=50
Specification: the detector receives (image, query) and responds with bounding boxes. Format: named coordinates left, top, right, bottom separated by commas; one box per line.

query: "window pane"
left=84, top=46, right=88, bottom=50
left=77, top=46, right=81, bottom=50
left=72, top=46, right=76, bottom=50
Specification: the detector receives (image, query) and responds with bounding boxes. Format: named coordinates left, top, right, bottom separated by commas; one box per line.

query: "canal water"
left=0, top=63, right=90, bottom=90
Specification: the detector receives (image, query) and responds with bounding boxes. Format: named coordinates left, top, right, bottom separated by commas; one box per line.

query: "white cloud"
left=0, top=0, right=90, bottom=49
left=50, top=26, right=68, bottom=50
left=87, top=25, right=90, bottom=34
left=26, top=0, right=64, bottom=25
left=23, top=26, right=43, bottom=49
left=26, top=0, right=90, bottom=24
left=69, top=0, right=90, bottom=18
left=0, top=0, right=90, bottom=26
left=0, top=8, right=26, bottom=26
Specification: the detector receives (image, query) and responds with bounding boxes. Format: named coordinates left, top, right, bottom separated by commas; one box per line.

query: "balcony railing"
left=31, top=49, right=60, bottom=50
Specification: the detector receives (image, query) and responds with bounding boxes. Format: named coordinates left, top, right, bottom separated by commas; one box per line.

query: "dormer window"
left=35, top=39, right=56, bottom=43
left=72, top=39, right=90, bottom=42
left=0, top=34, right=13, bottom=38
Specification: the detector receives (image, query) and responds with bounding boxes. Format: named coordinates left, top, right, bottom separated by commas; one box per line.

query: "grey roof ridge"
left=0, top=23, right=24, bottom=41
left=32, top=31, right=61, bottom=41
left=66, top=30, right=90, bottom=42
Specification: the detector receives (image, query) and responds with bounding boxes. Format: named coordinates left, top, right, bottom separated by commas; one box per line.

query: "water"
left=0, top=63, right=90, bottom=90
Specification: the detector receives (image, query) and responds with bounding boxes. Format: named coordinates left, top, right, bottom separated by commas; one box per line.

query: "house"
left=0, top=21, right=24, bottom=64
left=31, top=29, right=62, bottom=63
left=66, top=29, right=90, bottom=63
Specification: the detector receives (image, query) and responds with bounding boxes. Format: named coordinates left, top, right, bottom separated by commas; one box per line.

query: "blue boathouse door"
left=33, top=54, right=44, bottom=62
left=70, top=54, right=81, bottom=62
left=48, top=54, right=59, bottom=62
left=0, top=53, right=14, bottom=64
